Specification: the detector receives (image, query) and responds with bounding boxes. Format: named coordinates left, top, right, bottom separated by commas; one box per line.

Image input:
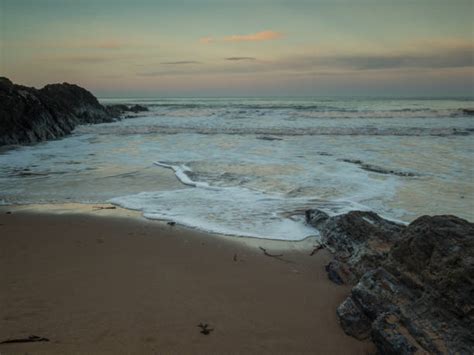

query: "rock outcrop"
left=307, top=210, right=474, bottom=354
left=0, top=77, right=115, bottom=145
left=306, top=210, right=406, bottom=283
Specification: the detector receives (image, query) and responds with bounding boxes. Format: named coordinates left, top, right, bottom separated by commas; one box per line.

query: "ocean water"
left=1, top=98, right=473, bottom=240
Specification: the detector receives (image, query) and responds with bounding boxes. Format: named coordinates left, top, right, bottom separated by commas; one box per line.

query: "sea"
left=1, top=97, right=473, bottom=240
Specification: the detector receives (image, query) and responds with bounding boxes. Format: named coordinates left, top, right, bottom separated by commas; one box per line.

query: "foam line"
left=154, top=161, right=217, bottom=189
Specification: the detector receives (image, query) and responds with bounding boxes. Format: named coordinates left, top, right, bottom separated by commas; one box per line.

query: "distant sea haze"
left=1, top=97, right=473, bottom=239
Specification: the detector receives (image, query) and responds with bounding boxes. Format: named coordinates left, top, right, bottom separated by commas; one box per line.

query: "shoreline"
left=1, top=203, right=321, bottom=252
left=0, top=204, right=373, bottom=354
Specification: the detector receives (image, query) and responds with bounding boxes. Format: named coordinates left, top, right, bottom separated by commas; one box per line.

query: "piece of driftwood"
left=310, top=244, right=324, bottom=256
left=259, top=247, right=283, bottom=258
left=0, top=335, right=49, bottom=344
left=92, top=206, right=116, bottom=211
left=197, top=323, right=214, bottom=335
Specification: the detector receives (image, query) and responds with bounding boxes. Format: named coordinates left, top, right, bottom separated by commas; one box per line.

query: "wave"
left=339, top=159, right=420, bottom=177
left=153, top=161, right=217, bottom=189
left=77, top=124, right=474, bottom=137
left=100, top=98, right=474, bottom=118
left=111, top=101, right=474, bottom=117
left=109, top=162, right=375, bottom=240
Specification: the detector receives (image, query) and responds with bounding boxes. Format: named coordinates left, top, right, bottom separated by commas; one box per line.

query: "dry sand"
left=0, top=205, right=374, bottom=354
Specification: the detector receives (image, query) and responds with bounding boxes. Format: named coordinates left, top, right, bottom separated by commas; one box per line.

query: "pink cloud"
left=223, top=31, right=283, bottom=42
left=199, top=31, right=283, bottom=44
left=199, top=36, right=214, bottom=44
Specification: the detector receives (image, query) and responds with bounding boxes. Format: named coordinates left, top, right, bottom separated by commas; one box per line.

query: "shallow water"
left=1, top=97, right=473, bottom=240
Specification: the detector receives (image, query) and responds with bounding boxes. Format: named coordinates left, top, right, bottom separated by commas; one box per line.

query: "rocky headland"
left=0, top=77, right=147, bottom=146
left=306, top=209, right=474, bottom=354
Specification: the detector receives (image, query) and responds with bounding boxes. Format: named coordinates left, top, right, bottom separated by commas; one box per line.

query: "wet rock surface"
left=0, top=77, right=114, bottom=146
left=307, top=210, right=474, bottom=354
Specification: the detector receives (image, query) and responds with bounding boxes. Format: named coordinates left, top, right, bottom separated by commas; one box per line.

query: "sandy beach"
left=0, top=205, right=374, bottom=354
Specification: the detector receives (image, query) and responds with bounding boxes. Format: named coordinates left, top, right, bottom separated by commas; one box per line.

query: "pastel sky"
left=1, top=0, right=473, bottom=97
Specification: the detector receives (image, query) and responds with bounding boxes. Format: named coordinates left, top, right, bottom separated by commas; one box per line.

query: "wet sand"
left=0, top=205, right=374, bottom=354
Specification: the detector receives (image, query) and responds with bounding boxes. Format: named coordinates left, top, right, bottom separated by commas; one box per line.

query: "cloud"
left=225, top=57, right=256, bottom=61
left=199, top=36, right=214, bottom=44
left=223, top=31, right=283, bottom=42
left=58, top=56, right=110, bottom=64
left=199, top=31, right=283, bottom=44
left=136, top=38, right=473, bottom=78
left=160, top=61, right=201, bottom=65
left=321, top=47, right=474, bottom=70
left=95, top=40, right=122, bottom=50
left=137, top=71, right=162, bottom=77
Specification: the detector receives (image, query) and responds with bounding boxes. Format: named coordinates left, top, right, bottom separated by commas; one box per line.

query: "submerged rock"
left=0, top=77, right=113, bottom=146
left=307, top=209, right=474, bottom=353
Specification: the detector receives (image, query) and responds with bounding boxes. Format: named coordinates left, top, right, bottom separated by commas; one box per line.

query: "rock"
left=325, top=261, right=345, bottom=285
left=106, top=104, right=130, bottom=117
left=105, top=104, right=148, bottom=117
left=311, top=210, right=406, bottom=282
left=129, top=104, right=148, bottom=113
left=461, top=108, right=474, bottom=116
left=336, top=296, right=372, bottom=340
left=256, top=135, right=283, bottom=141
left=0, top=77, right=113, bottom=146
left=330, top=214, right=474, bottom=354
left=305, top=209, right=330, bottom=229
left=371, top=313, right=419, bottom=355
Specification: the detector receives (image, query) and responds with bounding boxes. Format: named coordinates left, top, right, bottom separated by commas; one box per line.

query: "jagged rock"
left=105, top=103, right=148, bottom=117
left=336, top=296, right=372, bottom=340
left=325, top=261, right=346, bottom=285
left=129, top=104, right=148, bottom=113
left=331, top=214, right=474, bottom=354
left=371, top=313, right=419, bottom=355
left=305, top=209, right=330, bottom=229
left=106, top=104, right=130, bottom=117
left=308, top=210, right=406, bottom=282
left=0, top=77, right=113, bottom=145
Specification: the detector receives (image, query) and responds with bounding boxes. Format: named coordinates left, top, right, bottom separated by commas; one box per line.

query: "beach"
left=0, top=205, right=374, bottom=354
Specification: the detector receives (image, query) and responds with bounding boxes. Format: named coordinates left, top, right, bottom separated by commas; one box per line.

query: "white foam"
left=110, top=188, right=320, bottom=241
left=154, top=161, right=216, bottom=189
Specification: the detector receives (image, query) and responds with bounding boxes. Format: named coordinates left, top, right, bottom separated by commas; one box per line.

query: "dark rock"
left=336, top=296, right=372, bottom=340
left=340, top=159, right=418, bottom=177
left=325, top=261, right=345, bottom=285
left=316, top=210, right=406, bottom=281
left=129, top=104, right=148, bottom=113
left=0, top=77, right=113, bottom=146
left=329, top=214, right=474, bottom=354
left=371, top=313, right=419, bottom=355
left=305, top=209, right=330, bottom=229
left=105, top=104, right=148, bottom=117
left=257, top=135, right=283, bottom=141
left=106, top=104, right=129, bottom=117
left=461, top=108, right=474, bottom=116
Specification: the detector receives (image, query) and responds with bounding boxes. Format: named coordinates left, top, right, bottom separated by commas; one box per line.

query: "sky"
left=0, top=0, right=473, bottom=97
